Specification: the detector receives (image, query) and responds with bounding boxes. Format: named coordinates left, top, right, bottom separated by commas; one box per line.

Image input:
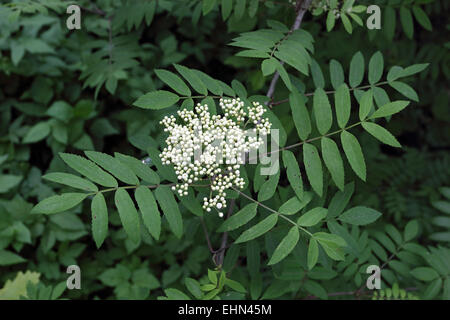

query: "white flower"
left=160, top=98, right=272, bottom=217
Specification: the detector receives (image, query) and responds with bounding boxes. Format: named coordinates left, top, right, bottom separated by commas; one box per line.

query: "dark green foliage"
left=0, top=0, right=448, bottom=301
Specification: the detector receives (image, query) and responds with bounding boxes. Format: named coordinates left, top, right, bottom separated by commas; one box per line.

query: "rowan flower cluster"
left=160, top=98, right=272, bottom=217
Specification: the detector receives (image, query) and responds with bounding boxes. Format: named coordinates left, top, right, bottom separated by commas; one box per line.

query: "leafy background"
left=0, top=0, right=448, bottom=300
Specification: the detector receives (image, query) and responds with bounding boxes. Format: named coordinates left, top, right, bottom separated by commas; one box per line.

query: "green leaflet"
left=85, top=151, right=139, bottom=185
left=326, top=10, right=336, bottom=31
left=23, top=122, right=50, bottom=143
left=209, top=268, right=219, bottom=285
left=268, top=226, right=299, bottom=265
left=185, top=278, right=203, bottom=299
left=31, top=193, right=88, bottom=215
left=400, top=63, right=429, bottom=78
left=216, top=80, right=236, bottom=97
left=155, top=69, right=191, bottom=96
left=235, top=214, right=278, bottom=244
left=349, top=51, right=364, bottom=88
left=0, top=175, right=22, bottom=193
left=42, top=173, right=98, bottom=192
left=289, top=91, right=311, bottom=141
left=261, top=58, right=277, bottom=76
left=387, top=66, right=404, bottom=82
left=221, top=0, right=233, bottom=20
left=59, top=153, right=118, bottom=188
left=279, top=192, right=313, bottom=216
left=135, top=186, right=161, bottom=240
left=368, top=51, right=384, bottom=85
left=313, top=88, right=333, bottom=135
left=114, top=152, right=160, bottom=184
left=234, top=0, right=246, bottom=20
left=224, top=278, right=246, bottom=293
left=114, top=188, right=140, bottom=244
left=155, top=185, right=183, bottom=238
left=91, top=193, right=108, bottom=248
left=307, top=238, right=319, bottom=270
left=257, top=169, right=280, bottom=202
left=282, top=150, right=303, bottom=200
left=328, top=182, right=355, bottom=218
left=297, top=208, right=328, bottom=227
left=181, top=98, right=194, bottom=110
left=217, top=203, right=258, bottom=232
left=236, top=49, right=270, bottom=58
left=311, top=59, right=325, bottom=89
left=164, top=288, right=191, bottom=300
left=314, top=232, right=346, bottom=248
left=362, top=122, right=401, bottom=148
left=358, top=89, right=373, bottom=121
left=340, top=13, right=352, bottom=34
left=389, top=81, right=419, bottom=102
left=174, top=64, right=207, bottom=95
left=334, top=83, right=351, bottom=128
left=340, top=131, right=366, bottom=181
left=46, top=104, right=67, bottom=120
left=410, top=267, right=439, bottom=282
left=372, top=86, right=390, bottom=107
left=275, top=62, right=292, bottom=91
left=313, top=232, right=346, bottom=261
left=192, top=70, right=223, bottom=96
left=275, top=41, right=309, bottom=76
left=329, top=59, right=344, bottom=89
left=278, top=197, right=301, bottom=215
left=423, top=278, right=442, bottom=299
left=404, top=220, right=419, bottom=241
left=246, top=241, right=260, bottom=274
left=11, top=42, right=25, bottom=66
left=202, top=96, right=216, bottom=115
left=132, top=90, right=180, bottom=109
left=400, top=6, right=414, bottom=39
left=231, top=79, right=247, bottom=99
left=303, top=143, right=323, bottom=197
left=349, top=12, right=363, bottom=27
left=223, top=245, right=240, bottom=271
left=412, top=6, right=432, bottom=31
left=321, top=137, right=345, bottom=191
left=248, top=0, right=259, bottom=18
left=370, top=100, right=410, bottom=119
left=339, top=206, right=382, bottom=225
left=385, top=225, right=402, bottom=245
left=202, top=0, right=216, bottom=15
left=0, top=250, right=26, bottom=266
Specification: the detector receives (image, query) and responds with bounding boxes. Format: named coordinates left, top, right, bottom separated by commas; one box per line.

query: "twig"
left=80, top=5, right=106, bottom=16
left=200, top=217, right=215, bottom=254
left=232, top=187, right=313, bottom=237
left=269, top=81, right=389, bottom=107
left=214, top=199, right=236, bottom=267
left=266, top=0, right=313, bottom=102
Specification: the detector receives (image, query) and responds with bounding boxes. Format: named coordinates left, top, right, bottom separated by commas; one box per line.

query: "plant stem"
left=269, top=81, right=390, bottom=107
left=200, top=217, right=215, bottom=254
left=247, top=121, right=363, bottom=164
left=215, top=199, right=236, bottom=267
left=266, top=0, right=313, bottom=102
left=232, top=187, right=313, bottom=237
